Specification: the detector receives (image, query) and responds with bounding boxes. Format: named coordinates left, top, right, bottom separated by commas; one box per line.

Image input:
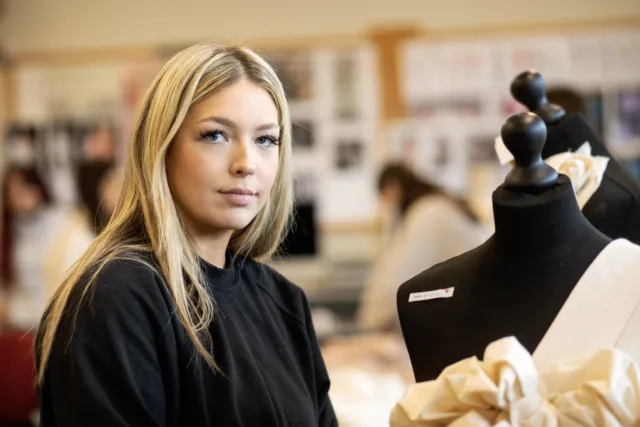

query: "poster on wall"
left=264, top=51, right=314, bottom=101
left=334, top=140, right=364, bottom=172
left=602, top=33, right=640, bottom=85
left=333, top=51, right=359, bottom=120
left=493, top=37, right=572, bottom=85
left=385, top=120, right=469, bottom=195
left=400, top=40, right=497, bottom=119
left=400, top=41, right=494, bottom=111
left=291, top=121, right=316, bottom=151
left=400, top=43, right=444, bottom=108
left=468, top=135, right=498, bottom=164
left=437, top=42, right=495, bottom=96
left=567, top=35, right=605, bottom=85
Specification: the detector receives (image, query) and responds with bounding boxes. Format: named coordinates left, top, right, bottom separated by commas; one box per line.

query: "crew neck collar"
left=199, top=250, right=241, bottom=291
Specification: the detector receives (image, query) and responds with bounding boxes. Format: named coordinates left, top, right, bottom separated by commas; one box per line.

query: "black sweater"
left=37, top=253, right=338, bottom=426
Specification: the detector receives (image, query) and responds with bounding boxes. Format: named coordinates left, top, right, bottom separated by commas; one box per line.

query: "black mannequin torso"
left=397, top=112, right=612, bottom=382
left=512, top=71, right=640, bottom=243
left=397, top=175, right=611, bottom=382
left=543, top=114, right=640, bottom=243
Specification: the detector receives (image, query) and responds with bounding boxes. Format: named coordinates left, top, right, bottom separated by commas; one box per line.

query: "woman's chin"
left=211, top=212, right=257, bottom=232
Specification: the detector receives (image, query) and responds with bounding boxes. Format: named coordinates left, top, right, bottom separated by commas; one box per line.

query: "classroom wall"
left=3, top=0, right=640, bottom=53
left=2, top=0, right=638, bottom=286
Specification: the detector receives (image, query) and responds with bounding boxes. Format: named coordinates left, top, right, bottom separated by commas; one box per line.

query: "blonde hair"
left=35, top=42, right=294, bottom=383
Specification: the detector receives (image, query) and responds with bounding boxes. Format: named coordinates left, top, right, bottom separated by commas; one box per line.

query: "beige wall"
left=3, top=0, right=640, bottom=53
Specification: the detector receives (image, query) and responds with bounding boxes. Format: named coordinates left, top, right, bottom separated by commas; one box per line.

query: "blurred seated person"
left=546, top=87, right=587, bottom=116
left=0, top=166, right=94, bottom=331
left=357, top=163, right=490, bottom=331
left=98, top=167, right=125, bottom=216
left=77, top=125, right=118, bottom=234
left=77, top=165, right=124, bottom=234
left=547, top=86, right=606, bottom=140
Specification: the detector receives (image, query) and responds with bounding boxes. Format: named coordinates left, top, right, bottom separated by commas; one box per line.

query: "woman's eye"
left=257, top=135, right=280, bottom=147
left=200, top=130, right=227, bottom=143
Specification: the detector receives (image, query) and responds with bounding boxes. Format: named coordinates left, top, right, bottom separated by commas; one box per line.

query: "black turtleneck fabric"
left=397, top=175, right=611, bottom=382
left=37, top=252, right=337, bottom=427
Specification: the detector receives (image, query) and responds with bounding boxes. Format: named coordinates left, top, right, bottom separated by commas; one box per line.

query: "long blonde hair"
left=35, top=42, right=294, bottom=383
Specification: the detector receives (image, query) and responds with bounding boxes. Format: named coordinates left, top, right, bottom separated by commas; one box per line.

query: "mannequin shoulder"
left=397, top=243, right=486, bottom=297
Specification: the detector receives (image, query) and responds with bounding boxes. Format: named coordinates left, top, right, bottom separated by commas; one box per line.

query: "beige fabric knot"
left=390, top=336, right=640, bottom=426
left=493, top=138, right=609, bottom=209
left=544, top=143, right=609, bottom=209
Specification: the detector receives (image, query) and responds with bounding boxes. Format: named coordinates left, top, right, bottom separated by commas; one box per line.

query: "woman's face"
left=5, top=172, right=43, bottom=215
left=167, top=79, right=281, bottom=236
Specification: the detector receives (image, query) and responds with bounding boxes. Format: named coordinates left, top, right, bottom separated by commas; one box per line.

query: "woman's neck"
left=491, top=174, right=605, bottom=259
left=191, top=232, right=233, bottom=268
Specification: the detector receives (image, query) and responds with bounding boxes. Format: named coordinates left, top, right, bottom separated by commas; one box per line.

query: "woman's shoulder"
left=93, top=255, right=167, bottom=293
left=40, top=256, right=178, bottom=389
left=67, top=256, right=172, bottom=321
left=239, top=257, right=311, bottom=325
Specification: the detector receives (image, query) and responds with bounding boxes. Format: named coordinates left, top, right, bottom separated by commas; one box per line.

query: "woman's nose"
left=230, top=142, right=256, bottom=177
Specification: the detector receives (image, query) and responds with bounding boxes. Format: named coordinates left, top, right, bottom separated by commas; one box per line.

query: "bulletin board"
left=258, top=46, right=381, bottom=224
left=396, top=26, right=640, bottom=160
left=383, top=21, right=640, bottom=223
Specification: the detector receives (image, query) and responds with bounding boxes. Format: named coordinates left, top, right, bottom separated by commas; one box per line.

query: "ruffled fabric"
left=493, top=139, right=609, bottom=209
left=544, top=143, right=609, bottom=209
left=390, top=336, right=640, bottom=426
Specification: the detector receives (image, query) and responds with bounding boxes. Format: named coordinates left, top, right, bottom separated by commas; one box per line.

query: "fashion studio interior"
left=1, top=2, right=640, bottom=426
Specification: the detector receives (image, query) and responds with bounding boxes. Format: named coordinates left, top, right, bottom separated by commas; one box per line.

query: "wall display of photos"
left=399, top=28, right=640, bottom=162
left=386, top=117, right=505, bottom=194
left=14, top=61, right=161, bottom=124
left=9, top=45, right=381, bottom=230
left=12, top=60, right=162, bottom=163
left=386, top=117, right=510, bottom=226
left=263, top=46, right=380, bottom=225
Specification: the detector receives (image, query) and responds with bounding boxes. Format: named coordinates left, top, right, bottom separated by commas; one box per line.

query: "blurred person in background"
left=35, top=43, right=336, bottom=427
left=546, top=87, right=587, bottom=116
left=77, top=164, right=124, bottom=234
left=357, top=162, right=490, bottom=331
left=0, top=166, right=94, bottom=332
left=97, top=167, right=125, bottom=217
left=77, top=125, right=118, bottom=234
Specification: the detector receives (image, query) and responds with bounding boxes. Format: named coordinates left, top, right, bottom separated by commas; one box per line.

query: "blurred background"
left=0, top=0, right=639, bottom=426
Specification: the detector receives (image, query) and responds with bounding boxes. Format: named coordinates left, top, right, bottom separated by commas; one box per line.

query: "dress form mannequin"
left=397, top=112, right=611, bottom=382
left=511, top=71, right=640, bottom=243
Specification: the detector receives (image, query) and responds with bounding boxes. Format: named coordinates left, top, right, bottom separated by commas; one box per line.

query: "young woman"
left=35, top=43, right=337, bottom=427
left=0, top=166, right=94, bottom=331
left=357, top=163, right=490, bottom=331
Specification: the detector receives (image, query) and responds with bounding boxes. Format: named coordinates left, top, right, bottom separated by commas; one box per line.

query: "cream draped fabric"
left=493, top=139, right=609, bottom=209
left=544, top=143, right=609, bottom=209
left=389, top=336, right=640, bottom=427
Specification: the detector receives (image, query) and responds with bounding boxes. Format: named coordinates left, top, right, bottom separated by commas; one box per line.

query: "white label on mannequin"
left=409, top=287, right=455, bottom=302
left=494, top=135, right=514, bottom=165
